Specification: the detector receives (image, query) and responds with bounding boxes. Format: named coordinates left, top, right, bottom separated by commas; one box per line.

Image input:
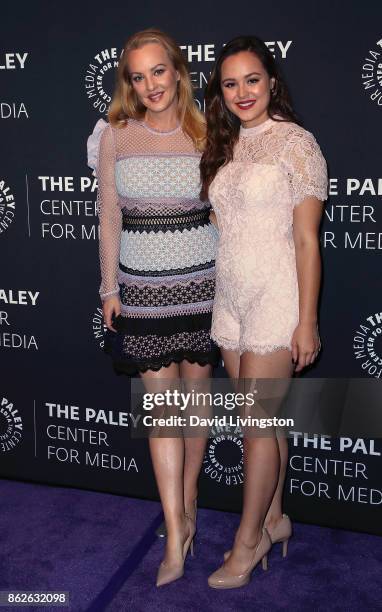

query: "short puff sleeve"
left=87, top=118, right=108, bottom=177
left=282, top=129, right=328, bottom=208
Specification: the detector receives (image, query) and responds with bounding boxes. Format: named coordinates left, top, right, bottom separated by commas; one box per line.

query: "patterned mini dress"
left=91, top=118, right=219, bottom=374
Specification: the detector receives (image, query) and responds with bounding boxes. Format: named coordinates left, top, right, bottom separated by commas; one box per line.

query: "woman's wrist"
left=298, top=317, right=318, bottom=326
left=100, top=287, right=119, bottom=301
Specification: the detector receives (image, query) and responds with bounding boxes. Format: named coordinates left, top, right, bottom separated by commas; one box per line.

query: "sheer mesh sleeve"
left=283, top=130, right=328, bottom=208
left=96, top=124, right=122, bottom=301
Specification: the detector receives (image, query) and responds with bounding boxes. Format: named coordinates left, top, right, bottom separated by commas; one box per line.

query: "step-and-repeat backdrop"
left=1, top=2, right=381, bottom=535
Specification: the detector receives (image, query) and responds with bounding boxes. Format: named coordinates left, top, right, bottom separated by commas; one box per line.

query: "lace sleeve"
left=97, top=125, right=122, bottom=301
left=283, top=129, right=328, bottom=208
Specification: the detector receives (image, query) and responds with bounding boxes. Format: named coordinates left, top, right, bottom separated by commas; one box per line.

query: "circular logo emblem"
left=203, top=426, right=243, bottom=486
left=0, top=398, right=23, bottom=452
left=353, top=311, right=382, bottom=378
left=84, top=48, right=120, bottom=115
left=92, top=306, right=107, bottom=349
left=361, top=39, right=382, bottom=107
left=0, top=179, right=16, bottom=236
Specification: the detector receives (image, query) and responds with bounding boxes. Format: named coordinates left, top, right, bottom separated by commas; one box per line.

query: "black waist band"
left=122, top=208, right=211, bottom=233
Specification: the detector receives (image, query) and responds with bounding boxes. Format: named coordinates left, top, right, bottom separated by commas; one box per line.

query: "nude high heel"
left=208, top=527, right=272, bottom=590
left=268, top=513, right=292, bottom=557
left=223, top=514, right=292, bottom=562
left=156, top=508, right=196, bottom=587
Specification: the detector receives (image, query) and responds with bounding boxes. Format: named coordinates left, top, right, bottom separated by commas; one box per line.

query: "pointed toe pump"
left=156, top=508, right=196, bottom=587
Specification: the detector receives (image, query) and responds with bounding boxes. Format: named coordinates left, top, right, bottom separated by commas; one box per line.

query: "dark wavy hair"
left=200, top=35, right=300, bottom=200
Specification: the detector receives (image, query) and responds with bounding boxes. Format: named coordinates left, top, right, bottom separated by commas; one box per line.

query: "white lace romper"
left=209, top=117, right=328, bottom=355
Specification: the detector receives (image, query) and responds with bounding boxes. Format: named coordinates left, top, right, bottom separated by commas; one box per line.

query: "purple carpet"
left=0, top=479, right=381, bottom=611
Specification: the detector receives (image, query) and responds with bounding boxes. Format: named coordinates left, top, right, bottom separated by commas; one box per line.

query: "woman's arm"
left=209, top=209, right=218, bottom=227
left=96, top=125, right=122, bottom=331
left=292, top=197, right=323, bottom=372
left=282, top=128, right=328, bottom=372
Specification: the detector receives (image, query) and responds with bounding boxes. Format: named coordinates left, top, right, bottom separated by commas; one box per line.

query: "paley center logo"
left=353, top=311, right=382, bottom=378
left=0, top=289, right=39, bottom=350
left=203, top=425, right=243, bottom=486
left=0, top=52, right=28, bottom=70
left=361, top=38, right=382, bottom=107
left=84, top=48, right=120, bottom=115
left=0, top=179, right=16, bottom=235
left=92, top=305, right=107, bottom=349
left=0, top=53, right=29, bottom=120
left=0, top=397, right=23, bottom=452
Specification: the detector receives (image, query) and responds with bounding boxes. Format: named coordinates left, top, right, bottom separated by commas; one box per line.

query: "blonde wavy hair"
left=108, top=29, right=205, bottom=151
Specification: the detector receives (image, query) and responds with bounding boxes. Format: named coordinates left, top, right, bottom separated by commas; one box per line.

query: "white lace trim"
left=211, top=333, right=292, bottom=356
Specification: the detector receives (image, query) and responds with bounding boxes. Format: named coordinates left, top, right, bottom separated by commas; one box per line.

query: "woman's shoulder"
left=87, top=116, right=148, bottom=175
left=87, top=118, right=110, bottom=174
left=274, top=120, right=327, bottom=198
left=101, top=116, right=143, bottom=133
left=274, top=120, right=325, bottom=164
left=273, top=119, right=317, bottom=143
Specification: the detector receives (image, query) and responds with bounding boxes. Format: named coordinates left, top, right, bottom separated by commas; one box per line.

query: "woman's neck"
left=144, top=107, right=179, bottom=132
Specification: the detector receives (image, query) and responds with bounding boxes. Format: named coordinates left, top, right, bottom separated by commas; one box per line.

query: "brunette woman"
left=200, top=35, right=328, bottom=589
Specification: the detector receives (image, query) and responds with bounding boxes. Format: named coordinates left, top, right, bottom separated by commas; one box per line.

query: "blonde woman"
left=88, top=30, right=219, bottom=586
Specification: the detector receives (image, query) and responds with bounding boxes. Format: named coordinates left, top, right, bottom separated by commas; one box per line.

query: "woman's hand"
left=291, top=321, right=321, bottom=372
left=209, top=209, right=218, bottom=227
left=102, top=295, right=121, bottom=332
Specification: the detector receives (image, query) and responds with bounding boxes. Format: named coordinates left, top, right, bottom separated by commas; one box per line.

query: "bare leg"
left=264, top=435, right=289, bottom=530
left=223, top=349, right=293, bottom=575
left=180, top=360, right=212, bottom=521
left=221, top=348, right=240, bottom=382
left=140, top=363, right=189, bottom=566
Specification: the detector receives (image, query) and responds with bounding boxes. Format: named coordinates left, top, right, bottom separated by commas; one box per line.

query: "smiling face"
left=220, top=51, right=275, bottom=128
left=127, top=42, right=180, bottom=117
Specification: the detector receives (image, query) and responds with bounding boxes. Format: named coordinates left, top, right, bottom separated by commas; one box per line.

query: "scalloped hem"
left=210, top=333, right=239, bottom=353
left=212, top=334, right=291, bottom=356
left=240, top=344, right=292, bottom=356
left=105, top=350, right=220, bottom=376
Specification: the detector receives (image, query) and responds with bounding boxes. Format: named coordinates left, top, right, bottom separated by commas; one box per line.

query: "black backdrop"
left=1, top=1, right=382, bottom=535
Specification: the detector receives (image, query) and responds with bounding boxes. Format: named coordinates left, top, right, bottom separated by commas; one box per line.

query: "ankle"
left=184, top=493, right=197, bottom=509
left=264, top=513, right=283, bottom=530
left=166, top=521, right=188, bottom=547
left=234, top=527, right=263, bottom=551
left=184, top=497, right=197, bottom=520
left=165, top=512, right=187, bottom=533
